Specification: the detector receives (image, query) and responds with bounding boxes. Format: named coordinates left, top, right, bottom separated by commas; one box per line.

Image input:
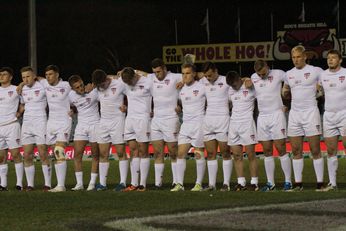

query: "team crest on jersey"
left=210, top=87, right=216, bottom=92
left=242, top=90, right=248, bottom=97
left=288, top=76, right=294, bottom=79
left=193, top=90, right=199, bottom=96
left=250, top=134, right=255, bottom=141
left=304, top=73, right=310, bottom=79
left=316, top=125, right=320, bottom=132
left=110, top=87, right=117, bottom=94
left=139, top=85, right=144, bottom=90
left=86, top=98, right=91, bottom=104
left=268, top=76, right=273, bottom=82
left=60, top=88, right=65, bottom=94
left=217, top=82, right=223, bottom=88
left=281, top=128, right=286, bottom=135
left=164, top=79, right=170, bottom=85
left=34, top=90, right=40, bottom=96
left=339, top=76, right=345, bottom=83
left=157, top=85, right=163, bottom=89
left=8, top=91, right=13, bottom=97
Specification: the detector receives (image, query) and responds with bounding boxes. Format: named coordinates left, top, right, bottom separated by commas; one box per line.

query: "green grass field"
left=1, top=158, right=346, bottom=231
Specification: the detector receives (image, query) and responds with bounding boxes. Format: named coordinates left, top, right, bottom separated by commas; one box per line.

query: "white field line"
left=104, top=198, right=346, bottom=231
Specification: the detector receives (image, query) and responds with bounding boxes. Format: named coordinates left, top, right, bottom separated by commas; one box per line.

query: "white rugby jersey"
left=0, top=85, right=19, bottom=126
left=40, top=79, right=71, bottom=121
left=228, top=83, right=255, bottom=122
left=148, top=72, right=182, bottom=119
left=21, top=81, right=47, bottom=119
left=200, top=75, right=229, bottom=117
left=124, top=75, right=153, bottom=119
left=319, top=67, right=346, bottom=112
left=251, top=69, right=285, bottom=114
left=179, top=80, right=206, bottom=122
left=69, top=88, right=100, bottom=124
left=97, top=78, right=126, bottom=120
left=285, top=64, right=322, bottom=111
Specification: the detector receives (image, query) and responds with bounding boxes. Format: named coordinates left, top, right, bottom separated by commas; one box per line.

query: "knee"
left=233, top=153, right=243, bottom=161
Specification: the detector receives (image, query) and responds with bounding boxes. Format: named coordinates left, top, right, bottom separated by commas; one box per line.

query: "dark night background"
left=1, top=0, right=343, bottom=84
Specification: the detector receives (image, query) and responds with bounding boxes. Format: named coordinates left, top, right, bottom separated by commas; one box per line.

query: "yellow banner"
left=163, top=42, right=274, bottom=64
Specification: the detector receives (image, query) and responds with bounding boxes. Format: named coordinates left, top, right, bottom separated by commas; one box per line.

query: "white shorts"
left=124, top=117, right=151, bottom=142
left=46, top=118, right=72, bottom=145
left=0, top=122, right=21, bottom=150
left=288, top=107, right=322, bottom=137
left=151, top=117, right=180, bottom=142
left=74, top=121, right=99, bottom=143
left=98, top=117, right=125, bottom=144
left=323, top=110, right=346, bottom=137
left=178, top=119, right=204, bottom=148
left=21, top=117, right=47, bottom=145
left=228, top=119, right=257, bottom=146
left=203, top=115, right=229, bottom=142
left=257, top=110, right=287, bottom=141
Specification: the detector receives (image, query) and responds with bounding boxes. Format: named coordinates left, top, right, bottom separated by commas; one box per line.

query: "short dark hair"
left=226, top=71, right=241, bottom=86
left=0, top=67, right=14, bottom=76
left=253, top=60, right=267, bottom=72
left=68, top=75, right=82, bottom=87
left=151, top=58, right=165, bottom=69
left=121, top=67, right=136, bottom=85
left=20, top=66, right=34, bottom=73
left=327, top=49, right=342, bottom=59
left=181, top=63, right=196, bottom=72
left=202, top=61, right=217, bottom=73
left=45, top=65, right=59, bottom=73
left=91, top=69, right=107, bottom=89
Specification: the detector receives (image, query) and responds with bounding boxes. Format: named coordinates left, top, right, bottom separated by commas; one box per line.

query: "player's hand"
left=84, top=83, right=93, bottom=93
left=68, top=109, right=74, bottom=117
left=16, top=82, right=25, bottom=95
left=282, top=106, right=289, bottom=113
left=176, top=81, right=184, bottom=89
left=150, top=111, right=154, bottom=118
left=119, top=105, right=127, bottom=113
left=175, top=105, right=182, bottom=114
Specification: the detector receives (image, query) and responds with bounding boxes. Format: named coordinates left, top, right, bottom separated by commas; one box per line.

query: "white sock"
left=196, top=158, right=206, bottom=185
left=176, top=159, right=186, bottom=185
left=99, top=162, right=109, bottom=186
left=327, top=156, right=338, bottom=187
left=119, top=160, right=128, bottom=185
left=264, top=156, right=275, bottom=185
left=171, top=162, right=177, bottom=184
left=154, top=163, right=164, bottom=186
left=313, top=157, right=324, bottom=183
left=130, top=158, right=140, bottom=186
left=24, top=165, right=35, bottom=187
left=89, top=173, right=98, bottom=185
left=250, top=177, right=258, bottom=185
left=42, top=164, right=51, bottom=187
left=0, top=164, right=8, bottom=187
left=237, top=177, right=246, bottom=186
left=140, top=158, right=150, bottom=187
left=222, top=159, right=232, bottom=186
left=15, top=162, right=24, bottom=187
left=292, top=158, right=304, bottom=183
left=207, top=160, right=218, bottom=187
left=55, top=161, right=67, bottom=187
left=75, top=171, right=83, bottom=185
left=279, top=153, right=292, bottom=183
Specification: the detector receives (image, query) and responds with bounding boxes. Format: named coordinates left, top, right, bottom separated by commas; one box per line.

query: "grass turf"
left=1, top=158, right=346, bottom=231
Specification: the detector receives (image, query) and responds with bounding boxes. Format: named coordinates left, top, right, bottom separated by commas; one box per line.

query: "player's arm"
left=175, top=99, right=182, bottom=114
left=16, top=103, right=25, bottom=118
left=281, top=84, right=291, bottom=99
